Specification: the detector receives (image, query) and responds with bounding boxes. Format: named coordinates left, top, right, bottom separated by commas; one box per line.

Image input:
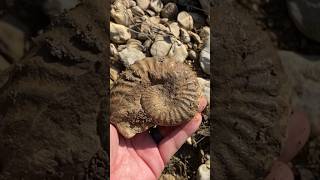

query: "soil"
left=0, top=0, right=109, bottom=179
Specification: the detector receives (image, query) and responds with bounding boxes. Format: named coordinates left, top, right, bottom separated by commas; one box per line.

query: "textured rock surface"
left=0, top=0, right=108, bottom=179
left=212, top=2, right=290, bottom=180
left=110, top=56, right=201, bottom=138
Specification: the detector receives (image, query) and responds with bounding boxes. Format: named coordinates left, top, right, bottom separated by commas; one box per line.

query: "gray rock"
left=126, top=39, right=144, bottom=51
left=131, top=6, right=145, bottom=16
left=111, top=5, right=133, bottom=26
left=119, top=47, right=146, bottom=67
left=188, top=31, right=202, bottom=44
left=199, top=26, right=210, bottom=43
left=110, top=22, right=131, bottom=43
left=160, top=2, right=178, bottom=19
left=177, top=11, right=194, bottom=30
left=145, top=9, right=156, bottom=16
left=188, top=49, right=197, bottom=60
left=136, top=0, right=150, bottom=10
left=287, top=0, right=320, bottom=42
left=279, top=50, right=320, bottom=136
left=199, top=40, right=210, bottom=75
left=150, top=0, right=163, bottom=13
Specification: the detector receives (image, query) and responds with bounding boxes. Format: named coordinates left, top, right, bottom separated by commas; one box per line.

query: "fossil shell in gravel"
left=110, top=56, right=201, bottom=138
left=212, top=2, right=291, bottom=180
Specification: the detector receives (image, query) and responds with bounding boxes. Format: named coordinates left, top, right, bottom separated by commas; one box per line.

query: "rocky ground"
left=109, top=0, right=210, bottom=179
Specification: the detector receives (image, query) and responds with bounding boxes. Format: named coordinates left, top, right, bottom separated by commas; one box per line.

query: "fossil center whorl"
left=111, top=57, right=201, bottom=138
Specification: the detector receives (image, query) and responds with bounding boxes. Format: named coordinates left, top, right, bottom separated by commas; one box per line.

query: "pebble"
left=126, top=39, right=144, bottom=51
left=146, top=9, right=156, bottom=16
left=110, top=67, right=119, bottom=81
left=177, top=11, right=194, bottom=30
left=188, top=50, right=197, bottom=60
left=110, top=22, right=131, bottom=43
left=159, top=174, right=176, bottom=180
left=199, top=40, right=210, bottom=75
left=160, top=2, right=178, bottom=19
left=119, top=47, right=146, bottom=67
left=128, top=0, right=136, bottom=7
left=180, top=28, right=191, bottom=43
left=169, top=22, right=180, bottom=38
left=150, top=0, right=163, bottom=13
left=111, top=7, right=133, bottom=26
left=168, top=40, right=188, bottom=62
left=199, top=26, right=210, bottom=43
left=189, top=31, right=202, bottom=44
left=110, top=43, right=119, bottom=57
left=197, top=160, right=210, bottom=180
left=136, top=0, right=150, bottom=10
left=131, top=6, right=145, bottom=16
left=150, top=35, right=173, bottom=57
left=197, top=78, right=210, bottom=104
left=143, top=39, right=153, bottom=50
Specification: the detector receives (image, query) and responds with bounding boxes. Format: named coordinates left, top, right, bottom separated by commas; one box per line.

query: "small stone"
left=150, top=0, right=163, bottom=13
left=177, top=11, right=193, bottom=30
left=113, top=0, right=131, bottom=8
left=145, top=9, right=156, bottom=16
left=110, top=43, right=119, bottom=57
left=188, top=31, right=202, bottom=44
left=168, top=40, right=188, bottom=62
left=188, top=50, right=197, bottom=60
left=197, top=161, right=210, bottom=180
left=119, top=47, right=146, bottom=67
left=110, top=67, right=119, bottom=81
left=110, top=22, right=131, bottom=43
left=160, top=18, right=169, bottom=24
left=160, top=2, right=178, bottom=19
left=117, top=45, right=127, bottom=52
left=143, top=39, right=153, bottom=50
left=180, top=28, right=190, bottom=43
left=131, top=6, right=145, bottom=16
left=127, top=39, right=144, bottom=51
left=186, top=137, right=193, bottom=145
left=169, top=22, right=180, bottom=38
left=136, top=0, right=150, bottom=10
left=199, top=26, right=210, bottom=43
left=197, top=78, right=210, bottom=104
left=159, top=174, right=176, bottom=180
left=111, top=6, right=133, bottom=26
left=128, top=0, right=136, bottom=7
left=199, top=40, right=210, bottom=75
left=150, top=35, right=172, bottom=57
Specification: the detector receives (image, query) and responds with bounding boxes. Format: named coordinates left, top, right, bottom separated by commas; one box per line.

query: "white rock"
left=177, top=11, right=194, bottom=30
left=110, top=43, right=119, bottom=57
left=136, top=0, right=150, bottom=10
left=180, top=28, right=190, bottom=43
left=111, top=6, right=133, bottom=26
left=168, top=40, right=188, bottom=62
left=197, top=160, right=210, bottom=180
left=169, top=22, right=180, bottom=38
left=150, top=35, right=173, bottom=57
left=110, top=67, right=119, bottom=81
left=199, top=40, right=210, bottom=75
left=119, top=47, right=146, bottom=67
left=150, top=0, right=163, bottom=13
left=197, top=78, right=210, bottom=104
left=110, top=22, right=131, bottom=43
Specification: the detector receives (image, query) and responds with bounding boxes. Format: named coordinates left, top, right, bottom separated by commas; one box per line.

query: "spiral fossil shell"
left=110, top=56, right=201, bottom=138
left=212, top=2, right=291, bottom=180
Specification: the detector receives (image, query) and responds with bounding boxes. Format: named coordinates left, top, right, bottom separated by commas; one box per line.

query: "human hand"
left=265, top=111, right=310, bottom=180
left=110, top=97, right=207, bottom=180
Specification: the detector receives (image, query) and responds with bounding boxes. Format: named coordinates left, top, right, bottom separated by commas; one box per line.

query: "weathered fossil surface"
left=111, top=56, right=201, bottom=138
left=211, top=2, right=291, bottom=180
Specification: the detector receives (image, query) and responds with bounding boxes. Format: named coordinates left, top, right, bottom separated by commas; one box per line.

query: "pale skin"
left=110, top=97, right=311, bottom=180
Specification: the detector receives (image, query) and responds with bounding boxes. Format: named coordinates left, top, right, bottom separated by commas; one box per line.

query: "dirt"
left=211, top=1, right=291, bottom=180
left=0, top=0, right=109, bottom=179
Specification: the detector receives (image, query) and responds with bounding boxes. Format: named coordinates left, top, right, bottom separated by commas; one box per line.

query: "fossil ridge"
left=111, top=57, right=201, bottom=138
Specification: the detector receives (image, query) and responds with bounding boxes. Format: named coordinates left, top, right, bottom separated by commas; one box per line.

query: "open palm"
left=110, top=97, right=207, bottom=180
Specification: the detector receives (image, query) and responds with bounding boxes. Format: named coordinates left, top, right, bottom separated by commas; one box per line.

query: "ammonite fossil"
left=211, top=2, right=291, bottom=180
left=110, top=56, right=201, bottom=138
